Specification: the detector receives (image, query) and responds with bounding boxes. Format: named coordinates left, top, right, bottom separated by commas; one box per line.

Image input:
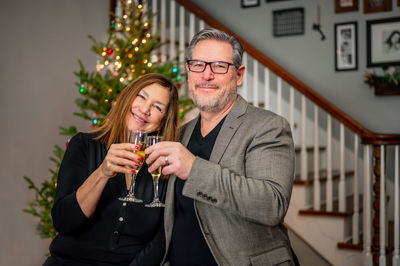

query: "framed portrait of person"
left=367, top=17, right=400, bottom=67
left=363, top=0, right=392, bottom=13
left=335, top=22, right=358, bottom=71
left=335, top=0, right=359, bottom=13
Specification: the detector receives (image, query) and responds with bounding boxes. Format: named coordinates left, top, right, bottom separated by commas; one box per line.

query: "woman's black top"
left=44, top=133, right=166, bottom=266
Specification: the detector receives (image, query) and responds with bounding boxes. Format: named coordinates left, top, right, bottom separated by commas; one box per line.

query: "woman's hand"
left=77, top=143, right=144, bottom=218
left=99, top=143, right=143, bottom=179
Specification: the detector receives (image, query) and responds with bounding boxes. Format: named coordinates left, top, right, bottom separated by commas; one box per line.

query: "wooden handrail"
left=176, top=0, right=400, bottom=145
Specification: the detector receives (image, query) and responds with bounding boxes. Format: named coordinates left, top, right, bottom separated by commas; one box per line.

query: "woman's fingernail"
left=138, top=157, right=142, bottom=162
left=131, top=169, right=136, bottom=173
left=135, top=145, right=139, bottom=150
left=135, top=163, right=139, bottom=167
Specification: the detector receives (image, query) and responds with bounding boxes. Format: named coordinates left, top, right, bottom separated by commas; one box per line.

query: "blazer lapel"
left=164, top=117, right=198, bottom=244
left=181, top=117, right=198, bottom=147
left=209, top=95, right=248, bottom=164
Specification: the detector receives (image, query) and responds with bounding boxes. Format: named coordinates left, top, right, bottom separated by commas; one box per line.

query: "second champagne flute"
left=145, top=136, right=166, bottom=207
left=119, top=130, right=147, bottom=202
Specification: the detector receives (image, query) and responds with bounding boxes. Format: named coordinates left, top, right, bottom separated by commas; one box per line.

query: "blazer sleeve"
left=51, top=133, right=90, bottom=235
left=182, top=115, right=295, bottom=226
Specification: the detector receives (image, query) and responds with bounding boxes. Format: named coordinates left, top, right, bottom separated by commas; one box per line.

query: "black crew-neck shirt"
left=169, top=116, right=226, bottom=266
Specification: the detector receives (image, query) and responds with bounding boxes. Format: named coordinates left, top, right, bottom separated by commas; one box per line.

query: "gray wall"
left=0, top=0, right=399, bottom=265
left=0, top=0, right=108, bottom=265
left=191, top=0, right=400, bottom=133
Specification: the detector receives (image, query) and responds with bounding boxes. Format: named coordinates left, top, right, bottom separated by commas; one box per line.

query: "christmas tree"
left=23, top=0, right=194, bottom=240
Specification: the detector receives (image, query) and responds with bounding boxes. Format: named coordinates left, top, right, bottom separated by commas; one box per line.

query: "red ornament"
left=106, top=48, right=114, bottom=56
left=65, top=138, right=70, bottom=148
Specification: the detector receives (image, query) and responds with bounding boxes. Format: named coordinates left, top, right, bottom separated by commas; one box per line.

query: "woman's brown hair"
left=90, top=73, right=180, bottom=148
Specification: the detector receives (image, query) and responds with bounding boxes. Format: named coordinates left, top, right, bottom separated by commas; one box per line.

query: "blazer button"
left=202, top=194, right=208, bottom=198
left=212, top=198, right=217, bottom=203
left=207, top=196, right=212, bottom=201
left=197, top=191, right=203, bottom=196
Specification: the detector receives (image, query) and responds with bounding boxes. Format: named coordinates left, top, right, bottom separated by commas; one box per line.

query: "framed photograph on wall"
left=367, top=17, right=400, bottom=67
left=363, top=0, right=392, bottom=13
left=241, top=0, right=260, bottom=8
left=335, top=0, right=359, bottom=13
left=335, top=22, right=358, bottom=71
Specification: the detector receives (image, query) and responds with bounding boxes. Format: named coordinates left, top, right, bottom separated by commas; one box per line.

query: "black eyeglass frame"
left=186, top=60, right=238, bottom=74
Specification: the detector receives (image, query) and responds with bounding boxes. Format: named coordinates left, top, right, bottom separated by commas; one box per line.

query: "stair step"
left=299, top=195, right=362, bottom=217
left=294, top=169, right=354, bottom=186
left=337, top=241, right=363, bottom=251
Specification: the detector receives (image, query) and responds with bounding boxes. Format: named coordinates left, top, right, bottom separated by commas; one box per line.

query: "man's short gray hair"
left=186, top=28, right=244, bottom=67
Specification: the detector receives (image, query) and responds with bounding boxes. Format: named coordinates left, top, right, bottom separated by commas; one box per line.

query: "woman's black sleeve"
left=51, top=133, right=90, bottom=235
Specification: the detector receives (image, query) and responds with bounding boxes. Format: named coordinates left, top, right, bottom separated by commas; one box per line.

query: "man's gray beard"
left=192, top=89, right=237, bottom=112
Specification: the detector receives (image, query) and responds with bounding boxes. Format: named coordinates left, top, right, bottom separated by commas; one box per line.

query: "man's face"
left=186, top=40, right=244, bottom=113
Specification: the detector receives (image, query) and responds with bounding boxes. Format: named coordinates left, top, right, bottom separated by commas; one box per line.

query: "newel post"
left=372, top=145, right=381, bottom=266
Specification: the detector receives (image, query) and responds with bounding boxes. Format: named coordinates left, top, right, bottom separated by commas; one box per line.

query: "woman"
left=43, top=73, right=179, bottom=266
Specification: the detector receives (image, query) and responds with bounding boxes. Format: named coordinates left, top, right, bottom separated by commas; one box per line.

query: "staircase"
left=112, top=1, right=400, bottom=265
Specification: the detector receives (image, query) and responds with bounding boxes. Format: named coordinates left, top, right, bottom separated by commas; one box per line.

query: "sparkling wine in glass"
left=145, top=136, right=166, bottom=207
left=119, top=130, right=147, bottom=202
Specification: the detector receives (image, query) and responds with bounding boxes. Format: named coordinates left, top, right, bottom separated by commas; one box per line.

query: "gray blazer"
left=163, top=95, right=296, bottom=266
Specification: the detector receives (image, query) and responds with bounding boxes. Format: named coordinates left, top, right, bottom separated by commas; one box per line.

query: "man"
left=146, top=28, right=296, bottom=266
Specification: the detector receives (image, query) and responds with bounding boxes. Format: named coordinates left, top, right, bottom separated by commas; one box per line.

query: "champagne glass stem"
left=153, top=178, right=159, bottom=202
left=128, top=172, right=137, bottom=195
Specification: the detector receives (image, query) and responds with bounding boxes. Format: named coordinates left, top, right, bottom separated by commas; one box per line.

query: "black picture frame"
left=273, top=8, right=304, bottom=37
left=367, top=17, right=400, bottom=68
left=335, top=22, right=358, bottom=71
left=241, top=0, right=260, bottom=8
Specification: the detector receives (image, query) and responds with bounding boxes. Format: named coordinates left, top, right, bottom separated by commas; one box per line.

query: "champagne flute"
left=119, top=130, right=147, bottom=202
left=145, top=135, right=166, bottom=207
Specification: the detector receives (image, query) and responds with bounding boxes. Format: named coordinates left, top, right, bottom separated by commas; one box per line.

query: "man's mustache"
left=194, top=83, right=221, bottom=89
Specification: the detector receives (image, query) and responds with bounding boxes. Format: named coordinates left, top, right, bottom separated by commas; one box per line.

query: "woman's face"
left=127, top=83, right=170, bottom=133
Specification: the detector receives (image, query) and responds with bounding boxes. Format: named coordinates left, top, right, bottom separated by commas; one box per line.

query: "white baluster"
left=313, top=106, right=320, bottom=210
left=142, top=0, right=148, bottom=14
left=253, top=60, right=259, bottom=107
left=339, top=124, right=345, bottom=212
left=300, top=96, right=307, bottom=181
left=178, top=6, right=185, bottom=63
left=178, top=5, right=186, bottom=96
left=289, top=87, right=294, bottom=131
left=363, top=145, right=373, bottom=266
left=160, top=0, right=166, bottom=59
left=380, top=145, right=386, bottom=266
left=199, top=20, right=205, bottom=30
left=151, top=0, right=157, bottom=37
left=241, top=53, right=248, bottom=101
left=189, top=13, right=195, bottom=39
left=169, top=0, right=176, bottom=60
left=326, top=115, right=333, bottom=212
left=394, top=145, right=400, bottom=266
left=277, top=77, right=282, bottom=116
left=353, top=134, right=359, bottom=244
left=264, top=69, right=270, bottom=110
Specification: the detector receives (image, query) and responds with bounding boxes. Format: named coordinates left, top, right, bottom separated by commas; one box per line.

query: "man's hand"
left=145, top=141, right=195, bottom=180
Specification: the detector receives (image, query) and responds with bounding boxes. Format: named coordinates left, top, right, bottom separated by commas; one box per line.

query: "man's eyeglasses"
left=186, top=60, right=238, bottom=74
